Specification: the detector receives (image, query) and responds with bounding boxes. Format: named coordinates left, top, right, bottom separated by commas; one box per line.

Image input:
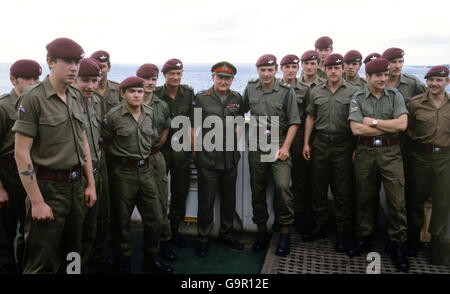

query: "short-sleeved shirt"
left=301, top=74, right=327, bottom=89
left=12, top=76, right=86, bottom=170
left=392, top=73, right=427, bottom=108
left=149, top=94, right=171, bottom=147
left=408, top=91, right=450, bottom=147
left=348, top=87, right=409, bottom=139
left=154, top=84, right=195, bottom=135
left=307, top=80, right=359, bottom=135
left=102, top=104, right=153, bottom=159
left=84, top=93, right=102, bottom=163
left=0, top=89, right=19, bottom=157
left=96, top=80, right=121, bottom=116
left=191, top=87, right=244, bottom=169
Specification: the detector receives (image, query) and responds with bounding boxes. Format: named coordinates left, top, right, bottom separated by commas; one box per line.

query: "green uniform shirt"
left=191, top=87, right=244, bottom=169
left=149, top=94, right=171, bottom=148
left=292, top=79, right=311, bottom=126
left=84, top=93, right=102, bottom=163
left=301, top=74, right=327, bottom=89
left=317, top=68, right=328, bottom=79
left=12, top=76, right=86, bottom=169
left=307, top=80, right=359, bottom=135
left=154, top=84, right=195, bottom=136
left=242, top=78, right=301, bottom=136
left=96, top=80, right=121, bottom=116
left=392, top=73, right=427, bottom=107
left=348, top=87, right=409, bottom=139
left=409, top=91, right=450, bottom=147
left=344, top=74, right=367, bottom=89
left=0, top=90, right=19, bottom=157
left=102, top=104, right=154, bottom=159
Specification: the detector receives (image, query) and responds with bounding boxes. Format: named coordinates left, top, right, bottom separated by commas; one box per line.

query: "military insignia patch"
left=350, top=106, right=358, bottom=113
left=18, top=105, right=26, bottom=113
left=351, top=99, right=358, bottom=104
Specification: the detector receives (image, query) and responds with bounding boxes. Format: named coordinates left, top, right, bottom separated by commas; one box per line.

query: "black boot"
left=276, top=234, right=290, bottom=256
left=391, top=243, right=409, bottom=272
left=347, top=236, right=370, bottom=257
left=428, top=236, right=443, bottom=265
left=171, top=231, right=187, bottom=248
left=335, top=231, right=346, bottom=253
left=142, top=258, right=173, bottom=274
left=252, top=232, right=271, bottom=252
left=303, top=225, right=328, bottom=242
left=221, top=237, right=245, bottom=251
left=406, top=233, right=421, bottom=257
left=160, top=241, right=177, bottom=262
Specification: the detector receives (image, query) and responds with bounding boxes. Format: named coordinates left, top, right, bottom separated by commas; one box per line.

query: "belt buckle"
left=432, top=147, right=441, bottom=154
left=137, top=159, right=145, bottom=167
left=373, top=139, right=382, bottom=147
left=264, top=130, right=271, bottom=136
left=70, top=171, right=79, bottom=181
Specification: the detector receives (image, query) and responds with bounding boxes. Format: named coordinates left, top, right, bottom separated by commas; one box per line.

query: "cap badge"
left=223, top=65, right=228, bottom=71
left=401, top=51, right=404, bottom=56
left=440, top=70, right=446, bottom=74
left=80, top=53, right=85, bottom=58
left=293, top=59, right=299, bottom=63
left=370, top=56, right=377, bottom=60
left=336, top=59, right=342, bottom=63
left=176, top=62, right=182, bottom=67
left=100, top=55, right=107, bottom=61
left=268, top=59, right=274, bottom=64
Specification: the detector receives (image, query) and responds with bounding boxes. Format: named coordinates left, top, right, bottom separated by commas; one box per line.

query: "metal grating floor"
left=262, top=232, right=450, bottom=274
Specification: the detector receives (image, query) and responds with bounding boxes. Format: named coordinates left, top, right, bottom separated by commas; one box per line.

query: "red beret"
left=382, top=48, right=404, bottom=61
left=78, top=58, right=102, bottom=77
left=90, top=50, right=110, bottom=63
left=424, top=66, right=449, bottom=79
left=301, top=50, right=320, bottom=62
left=137, top=63, right=159, bottom=79
left=162, top=58, right=183, bottom=73
left=280, top=54, right=300, bottom=66
left=256, top=54, right=277, bottom=67
left=211, top=61, right=236, bottom=76
left=363, top=53, right=381, bottom=64
left=323, top=53, right=344, bottom=66
left=365, top=58, right=390, bottom=74
left=344, top=50, right=362, bottom=63
left=46, top=38, right=84, bottom=60
left=315, top=36, right=333, bottom=49
left=118, top=77, right=145, bottom=89
left=10, top=59, right=42, bottom=78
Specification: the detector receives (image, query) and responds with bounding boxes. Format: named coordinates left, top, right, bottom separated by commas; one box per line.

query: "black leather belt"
left=36, top=166, right=83, bottom=183
left=358, top=137, right=399, bottom=147
left=414, top=143, right=450, bottom=154
left=317, top=132, right=349, bottom=144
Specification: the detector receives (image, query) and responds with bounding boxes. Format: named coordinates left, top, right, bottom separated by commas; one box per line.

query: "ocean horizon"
left=1, top=63, right=448, bottom=95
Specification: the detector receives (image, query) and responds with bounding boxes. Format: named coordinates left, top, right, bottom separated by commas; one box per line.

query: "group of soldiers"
left=0, top=35, right=448, bottom=274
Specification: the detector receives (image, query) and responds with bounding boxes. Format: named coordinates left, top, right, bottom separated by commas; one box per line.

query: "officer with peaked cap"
left=0, top=59, right=41, bottom=273
left=190, top=61, right=245, bottom=257
left=407, top=66, right=450, bottom=265
left=12, top=37, right=97, bottom=273
left=348, top=58, right=410, bottom=272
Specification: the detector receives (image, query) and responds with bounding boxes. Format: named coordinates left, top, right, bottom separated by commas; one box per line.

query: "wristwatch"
left=372, top=119, right=378, bottom=127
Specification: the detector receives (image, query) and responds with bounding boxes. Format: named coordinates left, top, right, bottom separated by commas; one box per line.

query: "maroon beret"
left=137, top=63, right=159, bottom=79
left=300, top=50, right=320, bottom=62
left=118, top=77, right=145, bottom=89
left=256, top=54, right=277, bottom=67
left=211, top=61, right=236, bottom=76
left=162, top=58, right=183, bottom=73
left=323, top=53, right=344, bottom=67
left=314, top=36, right=333, bottom=49
left=424, top=66, right=449, bottom=79
left=10, top=59, right=42, bottom=78
left=78, top=58, right=102, bottom=77
left=90, top=50, right=110, bottom=63
left=46, top=38, right=84, bottom=60
left=382, top=48, right=404, bottom=61
left=280, top=54, right=300, bottom=66
left=344, top=50, right=362, bottom=63
left=365, top=58, right=390, bottom=74
left=363, top=53, right=381, bottom=64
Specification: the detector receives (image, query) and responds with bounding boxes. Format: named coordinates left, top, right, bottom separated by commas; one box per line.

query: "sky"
left=1, top=0, right=449, bottom=65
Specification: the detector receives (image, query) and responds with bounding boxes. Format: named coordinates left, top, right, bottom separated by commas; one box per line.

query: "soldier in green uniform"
left=279, top=54, right=312, bottom=238
left=343, top=50, right=367, bottom=89
left=190, top=61, right=245, bottom=257
left=301, top=50, right=327, bottom=89
left=89, top=50, right=122, bottom=271
left=102, top=77, right=172, bottom=274
left=302, top=54, right=359, bottom=251
left=137, top=63, right=177, bottom=262
left=72, top=58, right=104, bottom=273
left=242, top=54, right=300, bottom=256
left=0, top=60, right=41, bottom=273
left=12, top=38, right=97, bottom=274
left=363, top=53, right=381, bottom=65
left=314, top=36, right=333, bottom=80
left=407, top=66, right=450, bottom=264
left=347, top=58, right=410, bottom=272
left=153, top=59, right=195, bottom=248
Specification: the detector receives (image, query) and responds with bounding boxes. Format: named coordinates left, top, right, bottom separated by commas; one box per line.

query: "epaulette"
left=402, top=73, right=420, bottom=82
left=248, top=78, right=259, bottom=84
left=106, top=104, right=122, bottom=116
left=22, top=82, right=41, bottom=96
left=231, top=90, right=242, bottom=97
left=68, top=85, right=83, bottom=97
left=181, top=84, right=195, bottom=93
left=0, top=93, right=9, bottom=100
left=108, top=80, right=119, bottom=85
left=196, top=89, right=209, bottom=96
left=143, top=104, right=153, bottom=111
left=280, top=82, right=291, bottom=89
